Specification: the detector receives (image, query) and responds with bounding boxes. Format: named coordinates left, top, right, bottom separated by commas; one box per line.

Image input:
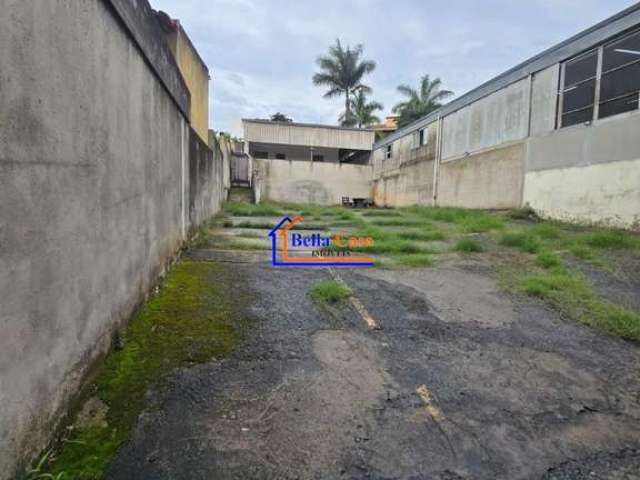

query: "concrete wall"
left=0, top=1, right=222, bottom=477
left=524, top=111, right=640, bottom=229
left=254, top=159, right=372, bottom=205
left=244, top=120, right=375, bottom=151
left=371, top=123, right=438, bottom=206
left=441, top=78, right=529, bottom=160
left=162, top=21, right=210, bottom=143
left=189, top=127, right=226, bottom=228
left=439, top=142, right=525, bottom=209
left=530, top=65, right=560, bottom=136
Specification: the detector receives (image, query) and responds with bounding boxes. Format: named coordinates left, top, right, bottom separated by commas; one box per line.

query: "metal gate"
left=231, top=153, right=249, bottom=185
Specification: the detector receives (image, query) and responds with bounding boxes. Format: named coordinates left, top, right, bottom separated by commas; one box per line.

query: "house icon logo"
left=268, top=216, right=375, bottom=268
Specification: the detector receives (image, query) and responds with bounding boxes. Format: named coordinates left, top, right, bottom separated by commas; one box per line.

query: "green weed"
left=310, top=280, right=351, bottom=304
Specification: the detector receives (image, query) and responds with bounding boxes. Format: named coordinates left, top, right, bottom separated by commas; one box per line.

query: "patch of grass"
left=536, top=250, right=561, bottom=269
left=454, top=238, right=484, bottom=253
left=499, top=231, right=541, bottom=254
left=568, top=244, right=597, bottom=261
left=223, top=201, right=281, bottom=217
left=582, top=230, right=639, bottom=250
left=531, top=223, right=562, bottom=240
left=520, top=269, right=640, bottom=341
left=212, top=239, right=270, bottom=250
left=234, top=221, right=275, bottom=229
left=407, top=206, right=471, bottom=223
left=310, top=280, right=351, bottom=304
left=397, top=229, right=446, bottom=242
left=360, top=209, right=403, bottom=217
left=370, top=218, right=427, bottom=227
left=48, top=262, right=250, bottom=479
left=391, top=253, right=434, bottom=267
left=459, top=215, right=504, bottom=233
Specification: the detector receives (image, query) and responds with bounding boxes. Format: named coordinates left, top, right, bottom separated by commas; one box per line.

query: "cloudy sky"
left=150, top=0, right=636, bottom=136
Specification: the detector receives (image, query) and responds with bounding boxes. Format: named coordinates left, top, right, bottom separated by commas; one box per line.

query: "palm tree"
left=340, top=90, right=383, bottom=128
left=392, top=75, right=453, bottom=127
left=313, top=39, right=376, bottom=123
left=270, top=112, right=292, bottom=122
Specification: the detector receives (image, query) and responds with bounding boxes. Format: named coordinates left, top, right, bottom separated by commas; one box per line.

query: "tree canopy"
left=313, top=39, right=376, bottom=124
left=392, top=75, right=453, bottom=127
left=270, top=112, right=292, bottom=122
left=339, top=90, right=383, bottom=128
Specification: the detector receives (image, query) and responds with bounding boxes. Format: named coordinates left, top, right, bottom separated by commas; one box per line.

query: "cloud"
left=150, top=0, right=636, bottom=136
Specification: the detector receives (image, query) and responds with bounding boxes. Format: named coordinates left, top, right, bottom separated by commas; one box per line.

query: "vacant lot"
left=197, top=201, right=640, bottom=342
left=42, top=202, right=640, bottom=479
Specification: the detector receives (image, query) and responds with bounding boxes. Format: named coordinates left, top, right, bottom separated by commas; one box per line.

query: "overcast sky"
left=150, top=0, right=636, bottom=136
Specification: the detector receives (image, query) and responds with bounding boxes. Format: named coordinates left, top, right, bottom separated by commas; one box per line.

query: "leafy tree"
left=270, top=112, right=292, bottom=122
left=340, top=90, right=383, bottom=128
left=313, top=39, right=376, bottom=123
left=392, top=75, right=453, bottom=127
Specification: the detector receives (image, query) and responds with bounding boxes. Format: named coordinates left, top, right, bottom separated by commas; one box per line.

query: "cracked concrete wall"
left=254, top=159, right=372, bottom=205
left=0, top=1, right=222, bottom=477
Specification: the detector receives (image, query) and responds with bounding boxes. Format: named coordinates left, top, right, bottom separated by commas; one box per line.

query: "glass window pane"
left=562, top=79, right=595, bottom=113
left=562, top=108, right=593, bottom=127
left=564, top=51, right=598, bottom=86
left=599, top=93, right=639, bottom=119
left=603, top=30, right=640, bottom=72
left=600, top=61, right=640, bottom=102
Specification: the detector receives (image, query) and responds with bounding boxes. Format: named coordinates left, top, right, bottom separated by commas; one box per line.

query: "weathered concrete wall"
left=530, top=64, right=560, bottom=137
left=188, top=127, right=225, bottom=229
left=370, top=123, right=437, bottom=207
left=0, top=1, right=222, bottom=477
left=438, top=142, right=525, bottom=209
left=441, top=78, right=529, bottom=160
left=244, top=120, right=375, bottom=151
left=163, top=22, right=210, bottom=143
left=254, top=159, right=372, bottom=205
left=524, top=112, right=640, bottom=229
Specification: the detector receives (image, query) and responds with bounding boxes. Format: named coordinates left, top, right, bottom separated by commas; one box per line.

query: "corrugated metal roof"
left=374, top=2, right=640, bottom=149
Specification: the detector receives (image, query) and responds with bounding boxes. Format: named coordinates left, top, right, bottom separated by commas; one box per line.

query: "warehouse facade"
left=371, top=4, right=640, bottom=230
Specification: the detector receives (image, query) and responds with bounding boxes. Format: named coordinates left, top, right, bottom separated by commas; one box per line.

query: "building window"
left=385, top=144, right=392, bottom=159
left=312, top=154, right=324, bottom=162
left=253, top=151, right=269, bottom=159
left=275, top=153, right=286, bottom=160
left=419, top=128, right=426, bottom=147
left=599, top=29, right=640, bottom=119
left=560, top=50, right=597, bottom=128
left=559, top=28, right=640, bottom=128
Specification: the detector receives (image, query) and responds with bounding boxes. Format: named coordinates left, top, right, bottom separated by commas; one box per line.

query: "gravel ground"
left=106, top=256, right=640, bottom=480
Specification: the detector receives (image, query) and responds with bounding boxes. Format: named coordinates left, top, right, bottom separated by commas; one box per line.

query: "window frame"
left=275, top=153, right=286, bottom=160
left=385, top=144, right=392, bottom=160
left=558, top=28, right=640, bottom=128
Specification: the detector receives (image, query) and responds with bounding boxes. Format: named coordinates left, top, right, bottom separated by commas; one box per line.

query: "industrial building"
left=370, top=4, right=640, bottom=229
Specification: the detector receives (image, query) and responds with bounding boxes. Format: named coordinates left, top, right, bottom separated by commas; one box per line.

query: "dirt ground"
left=105, top=249, right=640, bottom=479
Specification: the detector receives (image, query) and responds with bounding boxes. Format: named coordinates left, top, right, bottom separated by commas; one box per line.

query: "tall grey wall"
left=0, top=1, right=223, bottom=477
